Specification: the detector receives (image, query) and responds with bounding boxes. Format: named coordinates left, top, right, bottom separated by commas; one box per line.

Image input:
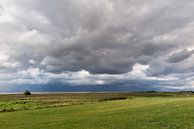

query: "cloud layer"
left=0, top=0, right=194, bottom=91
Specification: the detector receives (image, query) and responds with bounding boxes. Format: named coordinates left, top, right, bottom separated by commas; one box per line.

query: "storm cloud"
left=0, top=0, right=194, bottom=91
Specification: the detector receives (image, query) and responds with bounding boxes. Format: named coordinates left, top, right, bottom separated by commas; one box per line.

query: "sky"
left=0, top=0, right=194, bottom=92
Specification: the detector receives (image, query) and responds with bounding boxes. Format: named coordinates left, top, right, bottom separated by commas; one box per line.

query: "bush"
left=24, top=90, right=31, bottom=95
left=99, top=97, right=127, bottom=102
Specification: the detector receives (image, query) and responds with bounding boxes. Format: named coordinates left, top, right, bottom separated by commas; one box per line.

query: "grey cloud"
left=0, top=0, right=194, bottom=91
left=167, top=49, right=194, bottom=63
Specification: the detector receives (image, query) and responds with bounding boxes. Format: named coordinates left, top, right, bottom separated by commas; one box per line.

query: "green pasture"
left=0, top=93, right=194, bottom=129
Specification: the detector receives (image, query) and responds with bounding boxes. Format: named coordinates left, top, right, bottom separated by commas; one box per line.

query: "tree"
left=24, top=90, right=31, bottom=95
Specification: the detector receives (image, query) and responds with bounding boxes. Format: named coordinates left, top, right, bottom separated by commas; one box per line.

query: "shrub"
left=99, top=97, right=127, bottom=102
left=24, top=90, right=31, bottom=95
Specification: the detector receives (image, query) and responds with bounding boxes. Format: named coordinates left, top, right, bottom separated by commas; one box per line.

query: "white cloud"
left=130, top=63, right=149, bottom=78
left=0, top=52, right=20, bottom=68
left=29, top=59, right=37, bottom=64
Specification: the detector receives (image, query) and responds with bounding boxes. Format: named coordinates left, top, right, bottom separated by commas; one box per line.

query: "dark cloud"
left=167, top=49, right=194, bottom=63
left=0, top=0, right=194, bottom=91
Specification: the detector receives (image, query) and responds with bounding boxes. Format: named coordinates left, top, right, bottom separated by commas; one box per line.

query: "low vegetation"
left=0, top=92, right=193, bottom=112
left=1, top=92, right=194, bottom=129
left=0, top=93, right=133, bottom=112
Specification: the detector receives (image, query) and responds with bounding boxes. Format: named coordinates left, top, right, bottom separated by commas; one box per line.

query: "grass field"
left=1, top=93, right=194, bottom=129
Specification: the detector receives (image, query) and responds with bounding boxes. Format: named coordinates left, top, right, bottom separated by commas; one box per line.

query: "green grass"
left=0, top=92, right=178, bottom=112
left=0, top=93, right=132, bottom=112
left=1, top=94, right=194, bottom=129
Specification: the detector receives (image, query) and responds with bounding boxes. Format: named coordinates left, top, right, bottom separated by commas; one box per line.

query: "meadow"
left=0, top=92, right=194, bottom=129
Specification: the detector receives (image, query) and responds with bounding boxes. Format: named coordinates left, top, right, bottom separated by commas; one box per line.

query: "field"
left=1, top=92, right=194, bottom=129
